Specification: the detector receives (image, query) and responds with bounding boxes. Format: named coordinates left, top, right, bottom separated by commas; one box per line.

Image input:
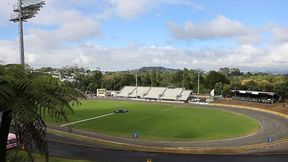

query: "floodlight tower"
left=10, top=0, right=45, bottom=65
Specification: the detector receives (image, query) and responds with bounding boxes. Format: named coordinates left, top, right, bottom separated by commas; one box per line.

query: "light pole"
left=10, top=0, right=45, bottom=65
left=197, top=70, right=200, bottom=103
left=135, top=72, right=138, bottom=98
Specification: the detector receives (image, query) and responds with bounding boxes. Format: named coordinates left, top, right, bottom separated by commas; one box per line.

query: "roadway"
left=47, top=134, right=288, bottom=162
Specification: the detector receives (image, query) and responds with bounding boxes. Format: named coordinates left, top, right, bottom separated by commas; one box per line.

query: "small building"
left=97, top=89, right=107, bottom=97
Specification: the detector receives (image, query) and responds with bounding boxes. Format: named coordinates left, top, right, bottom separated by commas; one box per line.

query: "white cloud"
left=0, top=40, right=18, bottom=64
left=2, top=39, right=288, bottom=72
left=0, top=0, right=17, bottom=26
left=102, top=0, right=210, bottom=19
left=107, top=0, right=153, bottom=19
left=270, top=26, right=288, bottom=42
left=168, top=15, right=253, bottom=40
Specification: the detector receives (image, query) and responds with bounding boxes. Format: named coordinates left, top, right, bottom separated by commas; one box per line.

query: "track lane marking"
left=60, top=113, right=115, bottom=127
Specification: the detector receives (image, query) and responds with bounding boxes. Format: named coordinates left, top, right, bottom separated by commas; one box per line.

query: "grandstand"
left=129, top=86, right=151, bottom=98
left=178, top=90, right=193, bottom=102
left=161, top=87, right=184, bottom=100
left=117, top=86, right=192, bottom=102
left=231, top=90, right=279, bottom=104
left=144, top=87, right=167, bottom=100
left=117, top=86, right=136, bottom=98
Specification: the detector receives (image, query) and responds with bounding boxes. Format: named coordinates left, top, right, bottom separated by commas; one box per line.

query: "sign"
left=268, top=136, right=273, bottom=143
left=132, top=132, right=139, bottom=139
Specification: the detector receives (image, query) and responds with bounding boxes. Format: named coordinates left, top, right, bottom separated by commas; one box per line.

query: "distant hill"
left=126, top=66, right=179, bottom=73
left=139, top=66, right=178, bottom=72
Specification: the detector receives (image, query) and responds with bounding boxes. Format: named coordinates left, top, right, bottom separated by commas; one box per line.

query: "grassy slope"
left=47, top=100, right=260, bottom=141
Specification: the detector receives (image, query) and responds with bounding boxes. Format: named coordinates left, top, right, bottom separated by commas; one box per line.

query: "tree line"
left=37, top=66, right=288, bottom=102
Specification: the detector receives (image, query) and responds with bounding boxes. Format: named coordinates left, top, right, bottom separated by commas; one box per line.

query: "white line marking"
left=60, top=113, right=115, bottom=127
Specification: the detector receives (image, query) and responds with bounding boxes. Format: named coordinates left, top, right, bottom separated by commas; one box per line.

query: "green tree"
left=139, top=71, right=151, bottom=86
left=274, top=81, right=288, bottom=102
left=205, top=71, right=230, bottom=89
left=182, top=68, right=191, bottom=89
left=215, top=82, right=224, bottom=95
left=257, top=80, right=273, bottom=92
left=219, top=67, right=230, bottom=76
left=158, top=71, right=173, bottom=87
left=222, top=84, right=232, bottom=97
left=230, top=68, right=242, bottom=76
left=241, top=79, right=259, bottom=91
left=151, top=70, right=159, bottom=86
left=0, top=64, right=85, bottom=162
left=172, top=70, right=183, bottom=87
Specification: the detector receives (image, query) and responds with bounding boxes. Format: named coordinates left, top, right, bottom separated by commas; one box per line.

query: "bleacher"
left=117, top=86, right=193, bottom=102
left=161, top=88, right=184, bottom=100
left=231, top=90, right=279, bottom=104
left=144, top=87, right=167, bottom=100
left=117, top=86, right=136, bottom=98
left=178, top=90, right=193, bottom=101
left=129, top=86, right=151, bottom=98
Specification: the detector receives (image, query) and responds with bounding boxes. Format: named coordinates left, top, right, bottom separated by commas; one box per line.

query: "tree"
left=0, top=64, right=85, bottom=162
left=222, top=84, right=232, bottom=97
left=257, top=80, right=273, bottom=92
left=219, top=67, right=230, bottom=76
left=139, top=71, right=151, bottom=86
left=214, top=82, right=223, bottom=96
left=205, top=71, right=229, bottom=89
left=230, top=68, right=242, bottom=76
left=182, top=68, right=191, bottom=89
left=172, top=70, right=183, bottom=87
left=274, top=81, right=288, bottom=102
left=151, top=70, right=159, bottom=87
left=158, top=71, right=173, bottom=87
left=241, top=79, right=259, bottom=91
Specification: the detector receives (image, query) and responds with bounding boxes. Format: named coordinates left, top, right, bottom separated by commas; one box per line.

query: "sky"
left=0, top=0, right=288, bottom=72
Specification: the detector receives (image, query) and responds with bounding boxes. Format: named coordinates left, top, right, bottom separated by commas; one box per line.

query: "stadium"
left=47, top=86, right=288, bottom=154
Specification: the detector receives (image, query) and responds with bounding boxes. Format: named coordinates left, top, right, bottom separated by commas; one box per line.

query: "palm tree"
left=0, top=64, right=85, bottom=162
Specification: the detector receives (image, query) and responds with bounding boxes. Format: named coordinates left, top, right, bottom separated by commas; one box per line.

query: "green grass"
left=47, top=100, right=260, bottom=141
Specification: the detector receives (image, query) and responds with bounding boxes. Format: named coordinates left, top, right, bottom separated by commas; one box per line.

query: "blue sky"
left=0, top=0, right=288, bottom=72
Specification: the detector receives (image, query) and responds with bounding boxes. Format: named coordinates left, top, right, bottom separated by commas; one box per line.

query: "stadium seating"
left=144, top=87, right=167, bottom=99
left=117, top=86, right=192, bottom=102
left=117, top=86, right=136, bottom=98
left=161, top=88, right=184, bottom=100
left=178, top=90, right=192, bottom=101
left=129, top=86, right=151, bottom=98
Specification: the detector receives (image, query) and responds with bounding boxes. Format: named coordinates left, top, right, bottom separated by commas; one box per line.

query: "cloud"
left=270, top=26, right=288, bottom=43
left=167, top=15, right=253, bottom=40
left=1, top=39, right=288, bottom=72
left=0, top=0, right=17, bottom=26
left=0, top=40, right=18, bottom=64
left=107, top=0, right=153, bottom=19
left=103, top=0, right=210, bottom=19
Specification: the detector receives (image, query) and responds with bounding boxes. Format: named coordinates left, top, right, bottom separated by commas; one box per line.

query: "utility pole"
left=135, top=72, right=138, bottom=98
left=10, top=0, right=45, bottom=65
left=197, top=71, right=200, bottom=103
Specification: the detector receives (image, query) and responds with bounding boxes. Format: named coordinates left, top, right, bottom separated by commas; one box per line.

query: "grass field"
left=47, top=100, right=260, bottom=141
